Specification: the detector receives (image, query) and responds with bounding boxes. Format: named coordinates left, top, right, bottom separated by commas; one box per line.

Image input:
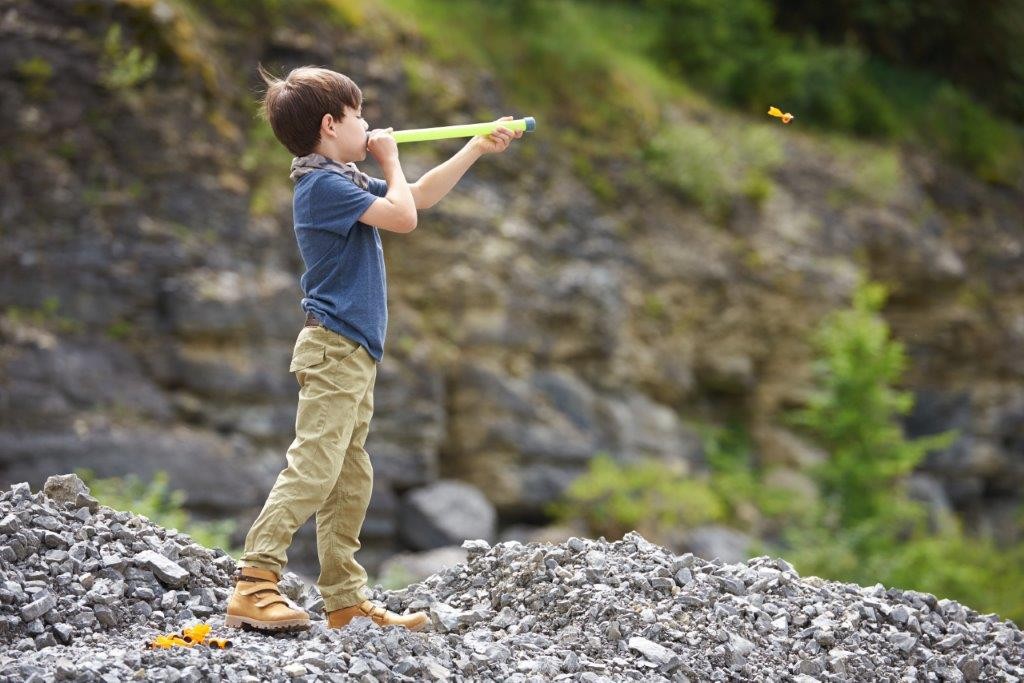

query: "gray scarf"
left=289, top=152, right=370, bottom=189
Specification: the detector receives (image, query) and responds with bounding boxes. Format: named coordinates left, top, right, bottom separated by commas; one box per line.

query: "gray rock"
left=628, top=636, right=676, bottom=665
left=0, top=513, right=22, bottom=534
left=86, top=578, right=124, bottom=606
left=42, top=474, right=90, bottom=507
left=92, top=605, right=117, bottom=627
left=10, top=482, right=31, bottom=501
left=134, top=550, right=189, bottom=587
left=937, top=633, right=965, bottom=651
left=429, top=600, right=484, bottom=633
left=887, top=632, right=917, bottom=654
left=958, top=656, right=982, bottom=681
left=283, top=663, right=307, bottom=678
left=0, top=471, right=1018, bottom=683
left=398, top=479, right=497, bottom=551
left=21, top=590, right=57, bottom=622
left=52, top=623, right=74, bottom=644
left=33, top=631, right=57, bottom=649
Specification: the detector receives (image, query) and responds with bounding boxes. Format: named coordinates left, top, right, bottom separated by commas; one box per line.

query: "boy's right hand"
left=366, top=128, right=398, bottom=164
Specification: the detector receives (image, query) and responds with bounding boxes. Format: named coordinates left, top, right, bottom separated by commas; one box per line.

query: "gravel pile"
left=0, top=474, right=1021, bottom=682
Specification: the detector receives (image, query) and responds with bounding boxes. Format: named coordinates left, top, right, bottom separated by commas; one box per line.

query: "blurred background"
left=1, top=0, right=1022, bottom=624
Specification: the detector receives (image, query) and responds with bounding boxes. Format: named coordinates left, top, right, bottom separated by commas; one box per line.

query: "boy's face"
left=327, top=103, right=370, bottom=163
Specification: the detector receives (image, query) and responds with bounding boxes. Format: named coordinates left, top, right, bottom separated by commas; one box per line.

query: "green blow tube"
left=387, top=117, right=536, bottom=144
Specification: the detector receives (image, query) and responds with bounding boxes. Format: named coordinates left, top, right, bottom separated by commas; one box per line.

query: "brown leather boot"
left=327, top=599, right=430, bottom=632
left=224, top=566, right=310, bottom=632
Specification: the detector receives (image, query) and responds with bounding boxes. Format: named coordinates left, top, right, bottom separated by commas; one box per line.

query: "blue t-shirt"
left=293, top=170, right=389, bottom=363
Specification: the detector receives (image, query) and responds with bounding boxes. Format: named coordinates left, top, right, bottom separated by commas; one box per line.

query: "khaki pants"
left=240, top=324, right=377, bottom=612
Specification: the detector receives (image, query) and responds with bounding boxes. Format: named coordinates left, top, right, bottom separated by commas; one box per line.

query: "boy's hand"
left=367, top=128, right=399, bottom=165
left=472, top=116, right=522, bottom=155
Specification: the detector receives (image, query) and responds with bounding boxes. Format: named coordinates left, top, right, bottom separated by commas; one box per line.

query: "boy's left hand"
left=472, top=116, right=523, bottom=155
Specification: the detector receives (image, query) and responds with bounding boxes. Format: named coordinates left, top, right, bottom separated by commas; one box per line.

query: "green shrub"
left=545, top=451, right=725, bottom=541
left=16, top=56, right=53, bottom=99
left=782, top=279, right=959, bottom=527
left=76, top=468, right=241, bottom=557
left=545, top=424, right=814, bottom=544
left=644, top=120, right=784, bottom=220
left=775, top=276, right=1023, bottom=625
left=99, top=24, right=157, bottom=91
left=821, top=138, right=906, bottom=207
left=919, top=83, right=1024, bottom=186
left=693, top=421, right=815, bottom=534
left=645, top=123, right=726, bottom=216
left=773, top=494, right=1024, bottom=627
left=642, top=0, right=1022, bottom=183
left=3, top=297, right=82, bottom=335
left=240, top=112, right=293, bottom=217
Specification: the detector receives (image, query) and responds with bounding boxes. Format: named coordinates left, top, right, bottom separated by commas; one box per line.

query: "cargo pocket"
left=289, top=338, right=328, bottom=373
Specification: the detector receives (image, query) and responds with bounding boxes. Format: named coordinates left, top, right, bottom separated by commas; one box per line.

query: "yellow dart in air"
left=768, top=106, right=794, bottom=124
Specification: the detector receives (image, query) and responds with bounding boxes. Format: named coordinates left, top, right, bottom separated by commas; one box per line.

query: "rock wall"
left=1, top=0, right=1022, bottom=579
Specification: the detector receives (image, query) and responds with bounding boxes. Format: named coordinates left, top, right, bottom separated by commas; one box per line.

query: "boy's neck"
left=312, top=147, right=352, bottom=165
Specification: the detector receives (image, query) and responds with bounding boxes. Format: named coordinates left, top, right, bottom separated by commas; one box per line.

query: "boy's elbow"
left=404, top=210, right=418, bottom=232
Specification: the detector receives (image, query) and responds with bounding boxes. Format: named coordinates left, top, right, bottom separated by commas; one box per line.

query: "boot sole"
left=224, top=615, right=311, bottom=632
left=406, top=620, right=429, bottom=632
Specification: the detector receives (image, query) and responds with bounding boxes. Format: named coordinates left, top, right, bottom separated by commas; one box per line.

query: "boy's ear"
left=321, top=113, right=336, bottom=137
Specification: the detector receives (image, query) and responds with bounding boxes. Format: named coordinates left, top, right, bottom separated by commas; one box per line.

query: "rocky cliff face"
left=1, top=0, right=1022, bottom=579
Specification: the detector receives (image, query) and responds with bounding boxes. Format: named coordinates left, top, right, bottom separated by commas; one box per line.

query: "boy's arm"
left=410, top=139, right=485, bottom=210
left=408, top=117, right=520, bottom=209
left=361, top=127, right=417, bottom=232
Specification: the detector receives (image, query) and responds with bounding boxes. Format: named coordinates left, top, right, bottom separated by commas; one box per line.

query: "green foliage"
left=919, top=83, right=1024, bottom=185
left=544, top=451, right=726, bottom=540
left=640, top=0, right=1023, bottom=185
left=105, top=319, right=133, bottom=342
left=823, top=141, right=906, bottom=208
left=644, top=0, right=897, bottom=134
left=16, top=56, right=54, bottom=99
left=768, top=0, right=1024, bottom=122
left=547, top=274, right=1023, bottom=625
left=240, top=112, right=294, bottom=217
left=99, top=24, right=157, bottom=91
left=695, top=421, right=815, bottom=534
left=76, top=468, right=241, bottom=558
left=3, top=296, right=82, bottom=335
left=642, top=293, right=666, bottom=321
left=193, top=0, right=363, bottom=30
left=546, top=421, right=815, bottom=544
left=775, top=275, right=1023, bottom=625
left=376, top=0, right=1020, bottom=189
left=644, top=120, right=783, bottom=221
left=778, top=492, right=1024, bottom=627
left=782, top=280, right=959, bottom=528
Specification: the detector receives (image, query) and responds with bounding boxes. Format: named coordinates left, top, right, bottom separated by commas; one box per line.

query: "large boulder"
left=398, top=479, right=496, bottom=551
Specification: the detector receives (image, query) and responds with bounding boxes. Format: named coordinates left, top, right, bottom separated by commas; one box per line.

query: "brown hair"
left=256, top=64, right=362, bottom=156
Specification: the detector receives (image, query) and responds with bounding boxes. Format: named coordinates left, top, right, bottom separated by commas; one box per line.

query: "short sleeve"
left=367, top=177, right=388, bottom=197
left=309, top=173, right=380, bottom=237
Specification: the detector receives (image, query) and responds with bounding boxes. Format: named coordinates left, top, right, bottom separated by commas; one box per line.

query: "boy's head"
left=257, top=64, right=371, bottom=162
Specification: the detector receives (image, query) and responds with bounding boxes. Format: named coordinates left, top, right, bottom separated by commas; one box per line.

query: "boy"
left=224, top=65, right=522, bottom=633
